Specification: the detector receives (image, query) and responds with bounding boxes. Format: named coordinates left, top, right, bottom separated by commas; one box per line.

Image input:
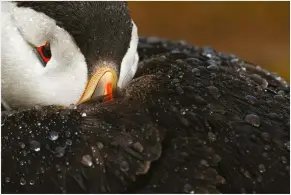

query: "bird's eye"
left=36, top=42, right=51, bottom=65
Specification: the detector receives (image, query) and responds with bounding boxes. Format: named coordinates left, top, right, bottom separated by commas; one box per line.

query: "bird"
left=1, top=1, right=290, bottom=194
left=2, top=1, right=139, bottom=109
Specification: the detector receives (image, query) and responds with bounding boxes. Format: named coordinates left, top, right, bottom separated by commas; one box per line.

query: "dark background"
left=129, top=2, right=290, bottom=82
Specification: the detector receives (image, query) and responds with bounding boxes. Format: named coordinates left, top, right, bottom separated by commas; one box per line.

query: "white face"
left=1, top=2, right=139, bottom=110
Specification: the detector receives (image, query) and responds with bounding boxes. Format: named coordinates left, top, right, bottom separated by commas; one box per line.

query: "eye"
left=36, top=42, right=51, bottom=65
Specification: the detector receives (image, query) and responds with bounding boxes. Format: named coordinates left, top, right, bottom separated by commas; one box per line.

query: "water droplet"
left=5, top=177, right=10, bottom=183
left=250, top=74, right=262, bottom=83
left=132, top=142, right=144, bottom=153
left=194, top=95, right=207, bottom=105
left=57, top=173, right=63, bottom=180
left=240, top=188, right=247, bottom=193
left=208, top=132, right=216, bottom=142
left=147, top=36, right=160, bottom=44
left=268, top=112, right=280, bottom=119
left=274, top=95, right=285, bottom=102
left=207, top=64, right=219, bottom=71
left=213, top=154, right=222, bottom=164
left=49, top=131, right=59, bottom=141
left=278, top=90, right=285, bottom=96
left=210, top=73, right=216, bottom=79
left=200, top=159, right=209, bottom=167
left=180, top=109, right=186, bottom=115
left=243, top=170, right=251, bottom=179
left=230, top=56, right=239, bottom=63
left=207, top=86, right=220, bottom=99
left=258, top=164, right=266, bottom=173
left=29, top=180, right=35, bottom=185
left=55, top=146, right=65, bottom=157
left=255, top=65, right=262, bottom=71
left=39, top=167, right=45, bottom=174
left=19, top=142, right=25, bottom=149
left=95, top=142, right=103, bottom=149
left=262, top=152, right=268, bottom=158
left=180, top=152, right=189, bottom=157
left=20, top=161, right=24, bottom=166
left=179, top=117, right=190, bottom=127
left=198, top=66, right=207, bottom=72
left=261, top=78, right=268, bottom=88
left=29, top=140, right=41, bottom=152
left=120, top=160, right=129, bottom=172
left=81, top=154, right=93, bottom=167
left=68, top=104, right=77, bottom=109
left=183, top=183, right=195, bottom=193
left=245, top=95, right=257, bottom=104
left=186, top=57, right=202, bottom=65
left=55, top=164, right=61, bottom=172
left=175, top=86, right=184, bottom=95
left=95, top=156, right=102, bottom=165
left=34, top=105, right=41, bottom=110
left=264, top=145, right=271, bottom=151
left=260, top=132, right=270, bottom=142
left=257, top=175, right=263, bottom=183
left=20, top=177, right=26, bottom=185
left=250, top=134, right=257, bottom=142
left=284, top=142, right=290, bottom=151
left=65, top=139, right=72, bottom=146
left=191, top=68, right=200, bottom=76
left=216, top=175, right=226, bottom=184
left=245, top=114, right=260, bottom=127
left=82, top=113, right=87, bottom=117
left=65, top=131, right=71, bottom=138
left=172, top=78, right=180, bottom=84
left=271, top=72, right=282, bottom=81
left=202, top=47, right=214, bottom=58
left=281, top=156, right=287, bottom=164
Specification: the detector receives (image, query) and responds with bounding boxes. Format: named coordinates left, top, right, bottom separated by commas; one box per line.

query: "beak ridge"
left=77, top=67, right=117, bottom=104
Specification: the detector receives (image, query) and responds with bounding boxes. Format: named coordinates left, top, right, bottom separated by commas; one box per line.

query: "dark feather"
left=1, top=37, right=289, bottom=193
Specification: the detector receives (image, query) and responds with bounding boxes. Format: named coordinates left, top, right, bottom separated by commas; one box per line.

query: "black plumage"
left=2, top=37, right=289, bottom=193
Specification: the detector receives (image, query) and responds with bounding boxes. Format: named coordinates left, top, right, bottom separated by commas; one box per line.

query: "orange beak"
left=77, top=67, right=117, bottom=104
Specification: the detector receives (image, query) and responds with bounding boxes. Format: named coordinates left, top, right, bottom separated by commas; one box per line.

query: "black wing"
left=1, top=103, right=163, bottom=193
left=2, top=37, right=290, bottom=193
left=130, top=37, right=290, bottom=193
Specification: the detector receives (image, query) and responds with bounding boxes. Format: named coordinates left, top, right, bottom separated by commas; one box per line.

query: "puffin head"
left=1, top=1, right=139, bottom=110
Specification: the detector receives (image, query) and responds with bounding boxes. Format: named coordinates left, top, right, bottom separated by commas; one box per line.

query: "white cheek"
left=12, top=5, right=55, bottom=46
left=1, top=2, right=88, bottom=109
left=118, top=20, right=139, bottom=89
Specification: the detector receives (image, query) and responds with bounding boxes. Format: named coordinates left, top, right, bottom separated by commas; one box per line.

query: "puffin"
left=2, top=1, right=139, bottom=110
left=1, top=1, right=290, bottom=194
